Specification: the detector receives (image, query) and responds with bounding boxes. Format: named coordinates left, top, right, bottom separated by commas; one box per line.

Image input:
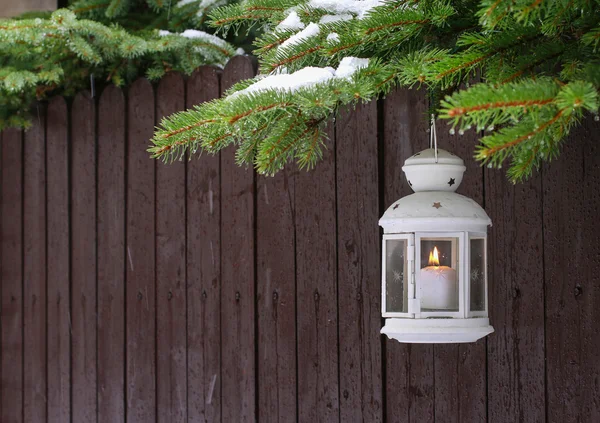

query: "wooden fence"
left=1, top=55, right=599, bottom=423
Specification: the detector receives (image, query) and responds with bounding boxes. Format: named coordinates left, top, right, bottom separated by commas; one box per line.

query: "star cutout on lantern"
left=432, top=202, right=442, bottom=209
left=448, top=178, right=455, bottom=186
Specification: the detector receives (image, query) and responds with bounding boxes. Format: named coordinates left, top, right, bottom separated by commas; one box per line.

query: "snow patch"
left=229, top=57, right=369, bottom=99
left=279, top=22, right=320, bottom=50
left=335, top=57, right=370, bottom=79
left=308, top=0, right=386, bottom=19
left=276, top=11, right=305, bottom=31
left=319, top=14, right=353, bottom=24
left=180, top=29, right=230, bottom=48
left=326, top=32, right=340, bottom=42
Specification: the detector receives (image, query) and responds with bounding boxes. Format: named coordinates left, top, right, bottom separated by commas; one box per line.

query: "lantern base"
left=381, top=317, right=494, bottom=343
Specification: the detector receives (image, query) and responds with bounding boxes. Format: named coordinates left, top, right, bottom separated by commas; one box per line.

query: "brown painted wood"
left=256, top=167, right=296, bottom=423
left=23, top=108, right=47, bottom=423
left=156, top=72, right=187, bottom=423
left=434, top=106, right=486, bottom=423
left=126, top=78, right=156, bottom=423
left=1, top=128, right=24, bottom=423
left=336, top=102, right=382, bottom=422
left=97, top=85, right=126, bottom=423
left=71, top=91, right=98, bottom=422
left=46, top=97, right=71, bottom=423
left=382, top=88, right=434, bottom=423
left=295, top=123, right=340, bottom=423
left=220, top=55, right=257, bottom=423
left=186, top=66, right=222, bottom=423
left=485, top=157, right=545, bottom=421
left=544, top=116, right=600, bottom=422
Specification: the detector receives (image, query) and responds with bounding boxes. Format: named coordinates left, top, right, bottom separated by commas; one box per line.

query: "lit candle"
left=420, top=246, right=458, bottom=310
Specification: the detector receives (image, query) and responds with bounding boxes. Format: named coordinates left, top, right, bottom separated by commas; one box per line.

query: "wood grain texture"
left=126, top=78, right=156, bottom=423
left=544, top=116, right=600, bottom=423
left=485, top=157, right=545, bottom=422
left=434, top=106, right=486, bottom=423
left=71, top=91, right=98, bottom=423
left=23, top=108, right=47, bottom=423
left=336, top=102, right=382, bottom=422
left=1, top=128, right=24, bottom=423
left=220, top=55, right=257, bottom=423
left=97, top=85, right=126, bottom=423
left=382, top=88, right=434, bottom=423
left=186, top=66, right=222, bottom=423
left=156, top=72, right=187, bottom=423
left=46, top=97, right=71, bottom=423
left=295, top=123, right=340, bottom=423
left=256, top=167, right=296, bottom=423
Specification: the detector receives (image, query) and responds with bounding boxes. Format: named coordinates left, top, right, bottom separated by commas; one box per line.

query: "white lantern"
left=380, top=146, right=494, bottom=343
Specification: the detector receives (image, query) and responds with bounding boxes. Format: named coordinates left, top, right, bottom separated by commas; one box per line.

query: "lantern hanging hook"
left=429, top=114, right=439, bottom=163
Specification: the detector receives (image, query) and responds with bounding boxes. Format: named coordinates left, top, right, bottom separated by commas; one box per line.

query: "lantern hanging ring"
left=429, top=114, right=439, bottom=163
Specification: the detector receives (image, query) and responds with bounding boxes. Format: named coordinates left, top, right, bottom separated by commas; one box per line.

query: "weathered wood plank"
left=433, top=113, right=486, bottom=423
left=156, top=72, right=187, bottom=423
left=126, top=78, right=156, bottom=423
left=336, top=102, right=382, bottom=422
left=46, top=97, right=71, bottom=423
left=71, top=91, right=98, bottom=423
left=296, top=123, right=340, bottom=423
left=485, top=155, right=545, bottom=422
left=23, top=108, right=47, bottom=423
left=382, top=88, right=433, bottom=423
left=220, top=55, right=256, bottom=423
left=1, top=128, right=24, bottom=423
left=256, top=166, right=296, bottom=423
left=544, top=116, right=600, bottom=422
left=97, top=85, right=126, bottom=423
left=186, top=66, right=222, bottom=423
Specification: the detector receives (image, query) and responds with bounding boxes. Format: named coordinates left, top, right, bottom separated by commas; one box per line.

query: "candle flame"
left=428, top=246, right=440, bottom=266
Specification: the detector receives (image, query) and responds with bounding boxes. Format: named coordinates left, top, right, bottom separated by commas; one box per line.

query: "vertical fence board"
left=156, top=73, right=187, bottom=423
left=336, top=102, right=382, bottom=422
left=71, top=92, right=98, bottom=422
left=434, top=118, right=487, bottom=423
left=97, top=85, right=126, bottom=423
left=220, top=55, right=256, bottom=423
left=186, top=66, right=222, bottom=423
left=46, top=97, right=70, bottom=423
left=126, top=79, right=156, bottom=423
left=1, top=128, right=24, bottom=423
left=486, top=166, right=545, bottom=422
left=382, top=88, right=433, bottom=423
left=23, top=109, right=47, bottom=423
left=544, top=117, right=600, bottom=422
left=296, top=123, right=339, bottom=423
left=257, top=167, right=296, bottom=423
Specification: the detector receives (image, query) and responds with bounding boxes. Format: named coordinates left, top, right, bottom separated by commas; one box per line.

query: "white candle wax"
left=420, top=266, right=458, bottom=310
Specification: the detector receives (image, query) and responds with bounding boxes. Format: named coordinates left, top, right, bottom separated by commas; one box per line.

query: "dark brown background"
left=1, top=56, right=598, bottom=422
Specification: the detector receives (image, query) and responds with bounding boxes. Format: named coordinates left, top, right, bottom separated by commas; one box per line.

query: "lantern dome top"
left=402, top=148, right=466, bottom=193
left=379, top=191, right=491, bottom=233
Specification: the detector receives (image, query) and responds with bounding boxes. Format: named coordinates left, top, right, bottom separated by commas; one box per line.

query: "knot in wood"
left=137, top=292, right=143, bottom=300
left=235, top=291, right=241, bottom=301
left=512, top=287, right=520, bottom=299
left=202, top=290, right=207, bottom=299
left=314, top=290, right=320, bottom=302
left=574, top=285, right=583, bottom=297
left=272, top=291, right=279, bottom=301
left=167, top=291, right=173, bottom=300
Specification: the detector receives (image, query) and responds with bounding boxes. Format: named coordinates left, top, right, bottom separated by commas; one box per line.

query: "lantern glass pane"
left=419, top=237, right=459, bottom=312
left=470, top=238, right=486, bottom=312
left=385, top=239, right=408, bottom=313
